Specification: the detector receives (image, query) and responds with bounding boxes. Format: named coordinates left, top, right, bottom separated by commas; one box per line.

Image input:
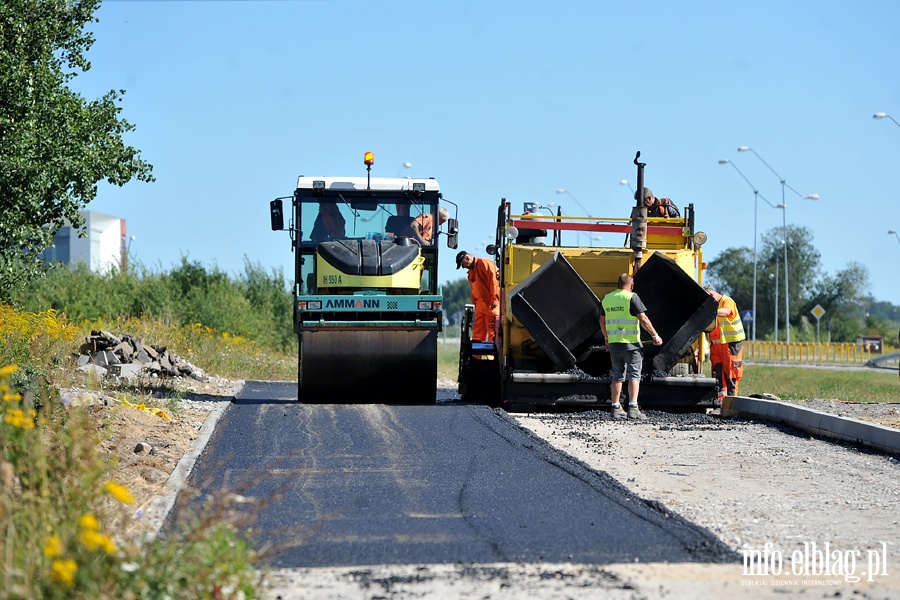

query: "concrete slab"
left=107, top=363, right=142, bottom=378
left=722, top=395, right=900, bottom=454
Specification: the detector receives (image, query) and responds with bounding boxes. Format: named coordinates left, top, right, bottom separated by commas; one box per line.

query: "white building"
left=42, top=211, right=128, bottom=272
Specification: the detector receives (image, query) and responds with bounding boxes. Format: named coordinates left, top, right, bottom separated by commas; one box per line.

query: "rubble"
left=76, top=330, right=209, bottom=382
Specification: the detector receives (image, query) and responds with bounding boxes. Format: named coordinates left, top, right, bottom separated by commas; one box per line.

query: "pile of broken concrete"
left=77, top=330, right=209, bottom=382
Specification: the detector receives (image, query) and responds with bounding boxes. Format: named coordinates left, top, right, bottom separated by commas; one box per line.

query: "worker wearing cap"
left=456, top=251, right=500, bottom=342
left=636, top=187, right=680, bottom=218
left=704, top=284, right=745, bottom=400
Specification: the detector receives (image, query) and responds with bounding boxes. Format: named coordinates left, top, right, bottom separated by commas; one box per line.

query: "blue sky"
left=77, top=0, right=900, bottom=305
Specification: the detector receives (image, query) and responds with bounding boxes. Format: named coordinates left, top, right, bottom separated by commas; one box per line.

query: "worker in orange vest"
left=456, top=251, right=500, bottom=342
left=636, top=187, right=681, bottom=218
left=704, top=284, right=746, bottom=400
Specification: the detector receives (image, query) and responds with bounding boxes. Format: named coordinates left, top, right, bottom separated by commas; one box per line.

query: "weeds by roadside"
left=1, top=364, right=261, bottom=598
left=1, top=305, right=268, bottom=598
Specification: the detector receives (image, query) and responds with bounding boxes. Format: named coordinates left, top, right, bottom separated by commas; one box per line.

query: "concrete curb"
left=722, top=395, right=900, bottom=455
left=145, top=380, right=244, bottom=535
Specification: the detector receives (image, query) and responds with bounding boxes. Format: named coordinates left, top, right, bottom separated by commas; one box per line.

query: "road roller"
left=270, top=152, right=458, bottom=403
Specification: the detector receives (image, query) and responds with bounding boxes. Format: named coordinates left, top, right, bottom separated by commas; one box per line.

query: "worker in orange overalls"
left=412, top=207, right=449, bottom=245
left=704, top=284, right=745, bottom=400
left=456, top=250, right=500, bottom=342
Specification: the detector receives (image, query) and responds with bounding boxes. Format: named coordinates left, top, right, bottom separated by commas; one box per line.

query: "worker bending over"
left=456, top=251, right=500, bottom=342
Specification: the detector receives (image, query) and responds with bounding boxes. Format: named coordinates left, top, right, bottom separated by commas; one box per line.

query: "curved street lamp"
left=718, top=159, right=780, bottom=342
left=736, top=147, right=819, bottom=344
left=874, top=112, right=900, bottom=128
left=619, top=179, right=635, bottom=194
left=889, top=229, right=900, bottom=245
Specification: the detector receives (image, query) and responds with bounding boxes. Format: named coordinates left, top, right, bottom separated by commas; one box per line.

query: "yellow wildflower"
left=79, top=530, right=116, bottom=554
left=103, top=480, right=135, bottom=505
left=3, top=408, right=36, bottom=429
left=43, top=536, right=64, bottom=558
left=77, top=513, right=99, bottom=531
left=51, top=558, right=78, bottom=587
left=0, top=365, right=17, bottom=377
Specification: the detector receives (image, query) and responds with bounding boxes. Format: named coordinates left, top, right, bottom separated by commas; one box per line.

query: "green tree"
left=707, top=224, right=873, bottom=342
left=441, top=277, right=471, bottom=326
left=0, top=0, right=153, bottom=300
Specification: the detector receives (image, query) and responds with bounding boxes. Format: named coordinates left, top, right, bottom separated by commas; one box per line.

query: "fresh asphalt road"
left=168, top=381, right=735, bottom=568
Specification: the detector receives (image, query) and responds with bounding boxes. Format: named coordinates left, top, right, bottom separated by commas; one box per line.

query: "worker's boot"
left=627, top=405, right=647, bottom=420
left=610, top=404, right=627, bottom=420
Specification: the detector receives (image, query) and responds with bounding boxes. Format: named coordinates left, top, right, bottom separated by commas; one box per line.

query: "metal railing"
left=745, top=341, right=873, bottom=364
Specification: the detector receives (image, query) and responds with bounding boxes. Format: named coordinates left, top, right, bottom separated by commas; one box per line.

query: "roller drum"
left=300, top=329, right=438, bottom=404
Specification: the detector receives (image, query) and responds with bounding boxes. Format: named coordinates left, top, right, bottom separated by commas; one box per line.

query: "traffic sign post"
left=741, top=310, right=754, bottom=323
left=811, top=304, right=826, bottom=351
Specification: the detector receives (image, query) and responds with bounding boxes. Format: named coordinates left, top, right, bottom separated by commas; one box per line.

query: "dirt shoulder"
left=61, top=376, right=235, bottom=535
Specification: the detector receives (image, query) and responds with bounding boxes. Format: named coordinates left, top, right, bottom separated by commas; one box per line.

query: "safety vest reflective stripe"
left=603, top=290, right=639, bottom=344
left=720, top=296, right=746, bottom=343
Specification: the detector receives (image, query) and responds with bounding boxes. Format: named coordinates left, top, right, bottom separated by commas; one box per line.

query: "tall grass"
left=1, top=310, right=262, bottom=598
left=12, top=257, right=297, bottom=355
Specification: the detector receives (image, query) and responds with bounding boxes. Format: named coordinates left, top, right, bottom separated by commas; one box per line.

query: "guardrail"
left=745, top=341, right=873, bottom=364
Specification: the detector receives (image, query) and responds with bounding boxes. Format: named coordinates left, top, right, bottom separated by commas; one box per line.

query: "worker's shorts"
left=609, top=348, right=643, bottom=382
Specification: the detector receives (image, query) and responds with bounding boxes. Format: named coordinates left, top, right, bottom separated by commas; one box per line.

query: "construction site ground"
left=79, top=377, right=900, bottom=599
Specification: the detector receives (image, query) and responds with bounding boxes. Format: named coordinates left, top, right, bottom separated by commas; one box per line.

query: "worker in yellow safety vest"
left=704, top=284, right=745, bottom=400
left=600, top=273, right=663, bottom=421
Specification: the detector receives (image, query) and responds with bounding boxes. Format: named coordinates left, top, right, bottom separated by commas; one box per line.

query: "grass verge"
left=1, top=306, right=266, bottom=598
left=742, top=364, right=900, bottom=404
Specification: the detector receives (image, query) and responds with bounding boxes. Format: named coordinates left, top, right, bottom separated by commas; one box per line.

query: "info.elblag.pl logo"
left=742, top=541, right=889, bottom=585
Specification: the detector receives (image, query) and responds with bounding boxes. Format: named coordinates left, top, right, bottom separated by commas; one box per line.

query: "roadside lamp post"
left=889, top=230, right=900, bottom=246
left=769, top=271, right=777, bottom=343
left=737, top=146, right=819, bottom=344
left=769, top=243, right=782, bottom=343
left=619, top=179, right=635, bottom=194
left=874, top=112, right=900, bottom=128
left=718, top=159, right=780, bottom=342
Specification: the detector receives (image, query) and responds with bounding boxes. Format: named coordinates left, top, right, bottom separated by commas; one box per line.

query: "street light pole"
left=718, top=159, right=780, bottom=342
left=619, top=179, right=635, bottom=194
left=556, top=188, right=592, bottom=247
left=737, top=147, right=819, bottom=344
left=770, top=254, right=779, bottom=343
left=874, top=112, right=900, bottom=128
left=889, top=229, right=900, bottom=246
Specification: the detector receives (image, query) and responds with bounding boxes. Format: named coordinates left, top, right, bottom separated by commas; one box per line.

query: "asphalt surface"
left=167, top=381, right=736, bottom=569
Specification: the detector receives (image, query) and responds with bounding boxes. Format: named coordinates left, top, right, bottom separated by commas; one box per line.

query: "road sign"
left=740, top=309, right=754, bottom=323
left=811, top=304, right=826, bottom=320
